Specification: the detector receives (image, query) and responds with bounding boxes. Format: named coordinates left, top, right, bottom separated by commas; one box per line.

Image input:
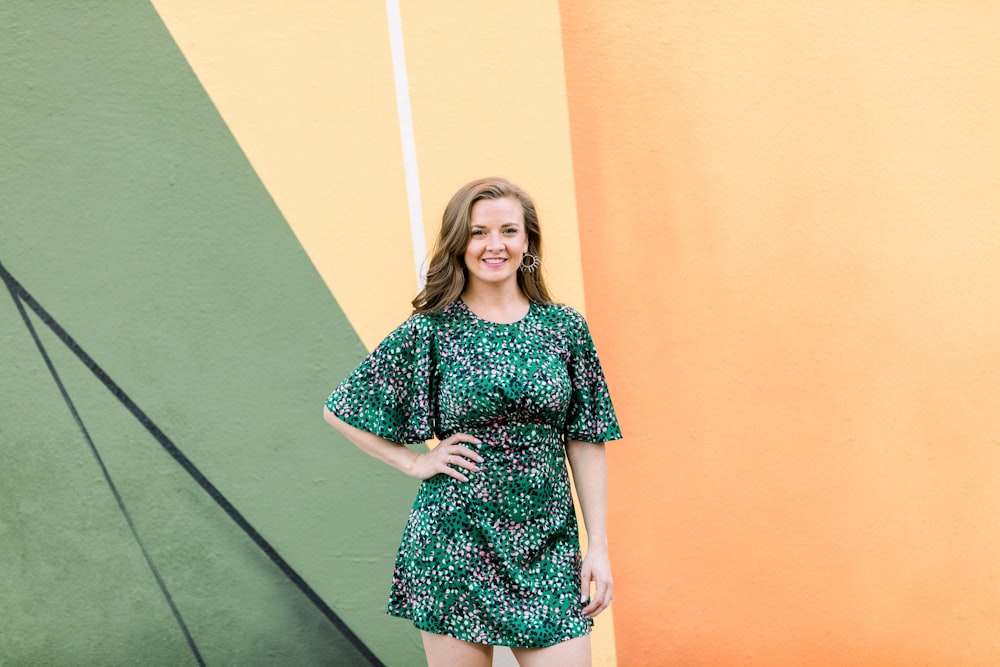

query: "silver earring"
left=519, top=252, right=539, bottom=273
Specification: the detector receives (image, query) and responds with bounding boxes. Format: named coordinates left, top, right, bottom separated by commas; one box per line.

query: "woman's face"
left=463, top=197, right=529, bottom=291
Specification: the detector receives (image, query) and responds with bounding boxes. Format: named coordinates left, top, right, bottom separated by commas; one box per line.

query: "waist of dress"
left=439, top=421, right=563, bottom=449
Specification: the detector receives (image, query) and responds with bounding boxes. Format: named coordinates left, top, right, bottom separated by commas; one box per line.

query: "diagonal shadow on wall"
left=1, top=260, right=382, bottom=666
left=1, top=1, right=425, bottom=662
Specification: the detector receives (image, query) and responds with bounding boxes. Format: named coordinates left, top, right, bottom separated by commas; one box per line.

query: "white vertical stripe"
left=386, top=0, right=427, bottom=291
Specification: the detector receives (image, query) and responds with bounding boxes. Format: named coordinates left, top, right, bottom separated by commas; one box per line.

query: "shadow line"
left=0, top=259, right=384, bottom=667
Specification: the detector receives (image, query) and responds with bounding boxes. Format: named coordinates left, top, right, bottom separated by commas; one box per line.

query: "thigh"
left=421, top=631, right=494, bottom=667
left=511, top=634, right=591, bottom=667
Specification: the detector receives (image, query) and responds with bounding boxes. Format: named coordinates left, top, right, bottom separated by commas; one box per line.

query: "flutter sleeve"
left=562, top=309, right=623, bottom=443
left=325, top=314, right=435, bottom=445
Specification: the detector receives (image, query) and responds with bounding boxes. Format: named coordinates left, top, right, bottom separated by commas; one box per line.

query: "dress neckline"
left=457, top=298, right=534, bottom=326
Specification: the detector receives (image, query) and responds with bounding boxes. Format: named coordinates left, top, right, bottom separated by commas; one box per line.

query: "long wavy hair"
left=412, top=177, right=553, bottom=313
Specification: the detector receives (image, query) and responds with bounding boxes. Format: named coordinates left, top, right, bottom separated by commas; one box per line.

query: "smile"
left=482, top=258, right=507, bottom=265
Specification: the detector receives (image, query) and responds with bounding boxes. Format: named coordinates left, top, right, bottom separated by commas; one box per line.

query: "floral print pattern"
left=326, top=299, right=621, bottom=648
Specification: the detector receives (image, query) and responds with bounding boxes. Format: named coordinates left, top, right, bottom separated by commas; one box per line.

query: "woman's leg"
left=421, top=631, right=494, bottom=667
left=510, top=634, right=591, bottom=667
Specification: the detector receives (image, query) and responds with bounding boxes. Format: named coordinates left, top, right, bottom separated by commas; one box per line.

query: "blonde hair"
left=412, top=177, right=553, bottom=313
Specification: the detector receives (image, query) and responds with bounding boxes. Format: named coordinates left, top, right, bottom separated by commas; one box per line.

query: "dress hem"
left=387, top=609, right=594, bottom=649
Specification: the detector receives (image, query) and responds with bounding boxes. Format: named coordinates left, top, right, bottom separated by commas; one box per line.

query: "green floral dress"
left=326, top=299, right=621, bottom=648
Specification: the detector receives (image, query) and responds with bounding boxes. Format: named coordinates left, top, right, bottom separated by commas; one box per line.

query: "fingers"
left=580, top=564, right=614, bottom=617
left=435, top=433, right=485, bottom=482
left=440, top=432, right=484, bottom=450
left=445, top=446, right=483, bottom=467
left=579, top=565, right=592, bottom=606
left=581, top=584, right=613, bottom=617
left=439, top=453, right=478, bottom=482
left=440, top=463, right=471, bottom=482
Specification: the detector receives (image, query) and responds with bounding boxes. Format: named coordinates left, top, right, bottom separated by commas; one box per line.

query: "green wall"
left=1, top=2, right=422, bottom=664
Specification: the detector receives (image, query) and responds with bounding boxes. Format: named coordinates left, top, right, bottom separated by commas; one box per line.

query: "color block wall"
left=3, top=2, right=999, bottom=666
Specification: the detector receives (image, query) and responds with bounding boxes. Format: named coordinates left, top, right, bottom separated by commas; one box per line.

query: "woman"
left=323, top=177, right=621, bottom=667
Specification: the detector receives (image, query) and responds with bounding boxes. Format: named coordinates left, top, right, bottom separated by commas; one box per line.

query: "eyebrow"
left=469, top=222, right=522, bottom=228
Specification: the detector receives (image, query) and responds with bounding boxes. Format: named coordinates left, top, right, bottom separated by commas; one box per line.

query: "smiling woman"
left=324, top=177, right=622, bottom=667
left=464, top=197, right=529, bottom=298
left=412, top=178, right=551, bottom=314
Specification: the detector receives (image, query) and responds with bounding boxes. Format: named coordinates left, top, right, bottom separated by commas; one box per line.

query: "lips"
left=483, top=258, right=507, bottom=265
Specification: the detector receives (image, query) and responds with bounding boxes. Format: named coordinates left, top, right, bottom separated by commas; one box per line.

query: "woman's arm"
left=565, top=438, right=613, bottom=617
left=323, top=407, right=483, bottom=482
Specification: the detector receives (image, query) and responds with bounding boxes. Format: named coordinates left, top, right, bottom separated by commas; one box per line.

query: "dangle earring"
left=519, top=251, right=540, bottom=273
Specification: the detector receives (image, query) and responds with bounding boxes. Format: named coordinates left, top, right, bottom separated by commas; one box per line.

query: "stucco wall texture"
left=3, top=1, right=1000, bottom=666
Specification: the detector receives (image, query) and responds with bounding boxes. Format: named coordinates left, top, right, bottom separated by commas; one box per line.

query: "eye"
left=470, top=229, right=486, bottom=237
left=503, top=227, right=519, bottom=235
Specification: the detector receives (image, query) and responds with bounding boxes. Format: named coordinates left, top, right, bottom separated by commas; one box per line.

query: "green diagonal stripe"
left=0, top=2, right=422, bottom=664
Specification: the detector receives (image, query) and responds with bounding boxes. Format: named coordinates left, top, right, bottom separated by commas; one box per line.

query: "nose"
left=486, top=231, right=504, bottom=250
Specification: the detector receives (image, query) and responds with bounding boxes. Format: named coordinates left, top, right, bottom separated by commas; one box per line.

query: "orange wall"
left=562, top=2, right=1000, bottom=665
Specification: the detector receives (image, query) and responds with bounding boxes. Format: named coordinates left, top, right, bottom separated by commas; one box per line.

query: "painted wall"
left=561, top=3, right=1000, bottom=665
left=2, top=2, right=999, bottom=666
